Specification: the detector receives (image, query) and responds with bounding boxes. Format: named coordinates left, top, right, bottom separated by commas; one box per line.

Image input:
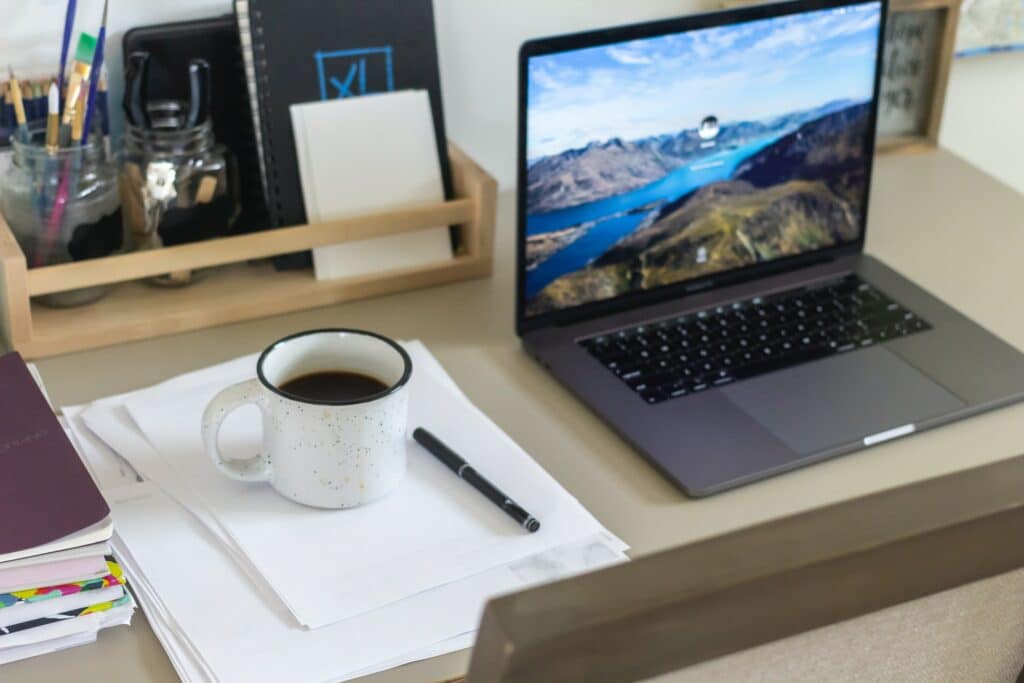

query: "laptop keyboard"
left=580, top=275, right=931, bottom=404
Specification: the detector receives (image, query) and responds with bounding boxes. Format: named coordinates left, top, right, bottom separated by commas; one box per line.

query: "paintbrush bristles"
left=46, top=82, right=60, bottom=152
left=62, top=33, right=97, bottom=125
left=61, top=72, right=83, bottom=125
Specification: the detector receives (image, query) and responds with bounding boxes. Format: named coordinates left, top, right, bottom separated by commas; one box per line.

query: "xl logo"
left=314, top=47, right=395, bottom=100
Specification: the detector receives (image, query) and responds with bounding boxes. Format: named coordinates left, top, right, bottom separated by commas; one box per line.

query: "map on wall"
left=956, top=0, right=1024, bottom=55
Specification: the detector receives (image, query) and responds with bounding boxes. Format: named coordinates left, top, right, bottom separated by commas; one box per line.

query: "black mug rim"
left=256, top=328, right=413, bottom=406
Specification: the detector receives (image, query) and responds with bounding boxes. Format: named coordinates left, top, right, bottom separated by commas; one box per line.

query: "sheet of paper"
left=76, top=342, right=495, bottom=617
left=80, top=403, right=287, bottom=613
left=110, top=536, right=214, bottom=683
left=64, top=413, right=137, bottom=493
left=0, top=519, right=113, bottom=568
left=64, top=421, right=213, bottom=683
left=26, top=363, right=53, bottom=411
left=109, top=488, right=623, bottom=683
left=63, top=354, right=262, bottom=498
left=75, top=341, right=481, bottom=621
left=63, top=343, right=627, bottom=682
left=71, top=416, right=623, bottom=682
left=291, top=91, right=453, bottom=282
left=121, top=342, right=608, bottom=629
left=0, top=554, right=109, bottom=594
left=0, top=585, right=125, bottom=629
left=0, top=599, right=133, bottom=650
left=0, top=630, right=97, bottom=666
left=65, top=412, right=143, bottom=493
left=348, top=632, right=475, bottom=680
left=0, top=542, right=111, bottom=572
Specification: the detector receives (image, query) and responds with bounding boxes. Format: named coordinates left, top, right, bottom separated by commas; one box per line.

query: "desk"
left=7, top=149, right=1024, bottom=683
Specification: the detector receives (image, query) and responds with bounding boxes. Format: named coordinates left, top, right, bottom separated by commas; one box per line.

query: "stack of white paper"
left=64, top=342, right=627, bottom=682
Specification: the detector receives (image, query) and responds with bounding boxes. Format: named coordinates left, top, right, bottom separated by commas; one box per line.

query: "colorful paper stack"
left=0, top=352, right=134, bottom=665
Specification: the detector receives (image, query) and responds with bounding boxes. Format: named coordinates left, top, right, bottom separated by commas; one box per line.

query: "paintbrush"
left=40, top=82, right=61, bottom=222
left=81, top=0, right=108, bottom=146
left=60, top=33, right=96, bottom=146
left=38, top=88, right=87, bottom=268
left=2, top=84, right=11, bottom=129
left=26, top=82, right=39, bottom=121
left=45, top=82, right=60, bottom=153
left=71, top=88, right=86, bottom=143
left=98, top=68, right=109, bottom=139
left=56, top=0, right=78, bottom=116
left=7, top=66, right=29, bottom=143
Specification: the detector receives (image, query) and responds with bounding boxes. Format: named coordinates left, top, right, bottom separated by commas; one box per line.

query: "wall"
left=1, top=1, right=1021, bottom=192
left=3, top=0, right=230, bottom=90
left=939, top=50, right=1024, bottom=195
left=433, top=1, right=712, bottom=186
left=0, top=0, right=713, bottom=188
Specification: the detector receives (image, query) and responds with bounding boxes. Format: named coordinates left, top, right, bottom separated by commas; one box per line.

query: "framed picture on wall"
left=877, top=0, right=962, bottom=152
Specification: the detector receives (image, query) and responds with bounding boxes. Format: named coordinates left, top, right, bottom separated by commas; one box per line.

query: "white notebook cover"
left=290, top=91, right=453, bottom=281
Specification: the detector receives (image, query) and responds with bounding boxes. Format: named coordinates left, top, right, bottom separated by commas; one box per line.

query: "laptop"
left=516, top=0, right=1024, bottom=496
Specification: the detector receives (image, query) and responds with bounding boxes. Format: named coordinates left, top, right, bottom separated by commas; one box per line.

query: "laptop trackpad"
left=722, top=346, right=965, bottom=455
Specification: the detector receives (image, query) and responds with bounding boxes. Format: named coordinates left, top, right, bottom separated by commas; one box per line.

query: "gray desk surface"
left=7, top=149, right=1024, bottom=682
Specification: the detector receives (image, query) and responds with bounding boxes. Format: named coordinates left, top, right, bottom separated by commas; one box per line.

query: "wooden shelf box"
left=0, top=145, right=497, bottom=359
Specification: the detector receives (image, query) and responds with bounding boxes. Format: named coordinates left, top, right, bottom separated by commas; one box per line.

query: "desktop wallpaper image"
left=524, top=3, right=882, bottom=316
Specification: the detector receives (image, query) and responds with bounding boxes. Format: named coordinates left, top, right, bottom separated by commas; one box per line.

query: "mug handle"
left=201, top=379, right=272, bottom=483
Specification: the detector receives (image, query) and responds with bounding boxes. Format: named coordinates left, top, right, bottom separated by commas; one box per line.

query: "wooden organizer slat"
left=0, top=144, right=497, bottom=358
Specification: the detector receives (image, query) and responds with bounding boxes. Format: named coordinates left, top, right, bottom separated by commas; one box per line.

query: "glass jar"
left=1, top=128, right=124, bottom=307
left=121, top=101, right=240, bottom=287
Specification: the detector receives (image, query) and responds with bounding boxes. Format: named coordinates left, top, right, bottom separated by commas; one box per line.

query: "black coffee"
left=279, top=371, right=389, bottom=402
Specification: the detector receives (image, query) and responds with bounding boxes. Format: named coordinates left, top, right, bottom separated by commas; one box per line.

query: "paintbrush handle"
left=57, top=0, right=78, bottom=114
left=36, top=157, right=74, bottom=268
left=81, top=27, right=106, bottom=145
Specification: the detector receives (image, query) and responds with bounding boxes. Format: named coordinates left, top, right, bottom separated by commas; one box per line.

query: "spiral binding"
left=235, top=0, right=282, bottom=224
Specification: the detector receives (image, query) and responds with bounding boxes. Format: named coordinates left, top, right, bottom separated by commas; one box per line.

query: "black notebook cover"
left=237, top=0, right=454, bottom=230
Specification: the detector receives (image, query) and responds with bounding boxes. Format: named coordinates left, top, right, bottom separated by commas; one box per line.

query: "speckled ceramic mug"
left=201, top=329, right=412, bottom=509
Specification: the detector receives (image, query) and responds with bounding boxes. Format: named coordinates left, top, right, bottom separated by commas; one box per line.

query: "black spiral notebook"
left=234, top=0, right=454, bottom=236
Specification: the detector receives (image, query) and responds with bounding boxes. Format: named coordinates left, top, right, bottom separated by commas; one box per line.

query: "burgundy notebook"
left=0, top=352, right=110, bottom=560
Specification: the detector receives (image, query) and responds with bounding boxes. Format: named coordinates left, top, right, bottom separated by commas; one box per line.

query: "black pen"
left=413, top=427, right=541, bottom=533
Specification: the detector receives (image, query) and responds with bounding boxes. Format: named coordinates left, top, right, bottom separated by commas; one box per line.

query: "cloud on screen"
left=527, top=3, right=881, bottom=159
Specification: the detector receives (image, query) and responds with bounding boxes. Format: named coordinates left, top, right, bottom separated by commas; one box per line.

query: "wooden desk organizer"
left=0, top=145, right=496, bottom=359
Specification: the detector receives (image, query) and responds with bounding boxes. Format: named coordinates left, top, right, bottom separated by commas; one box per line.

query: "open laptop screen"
left=521, top=1, right=883, bottom=319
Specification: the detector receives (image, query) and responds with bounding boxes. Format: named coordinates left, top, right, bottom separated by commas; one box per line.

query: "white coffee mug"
left=201, top=329, right=412, bottom=509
